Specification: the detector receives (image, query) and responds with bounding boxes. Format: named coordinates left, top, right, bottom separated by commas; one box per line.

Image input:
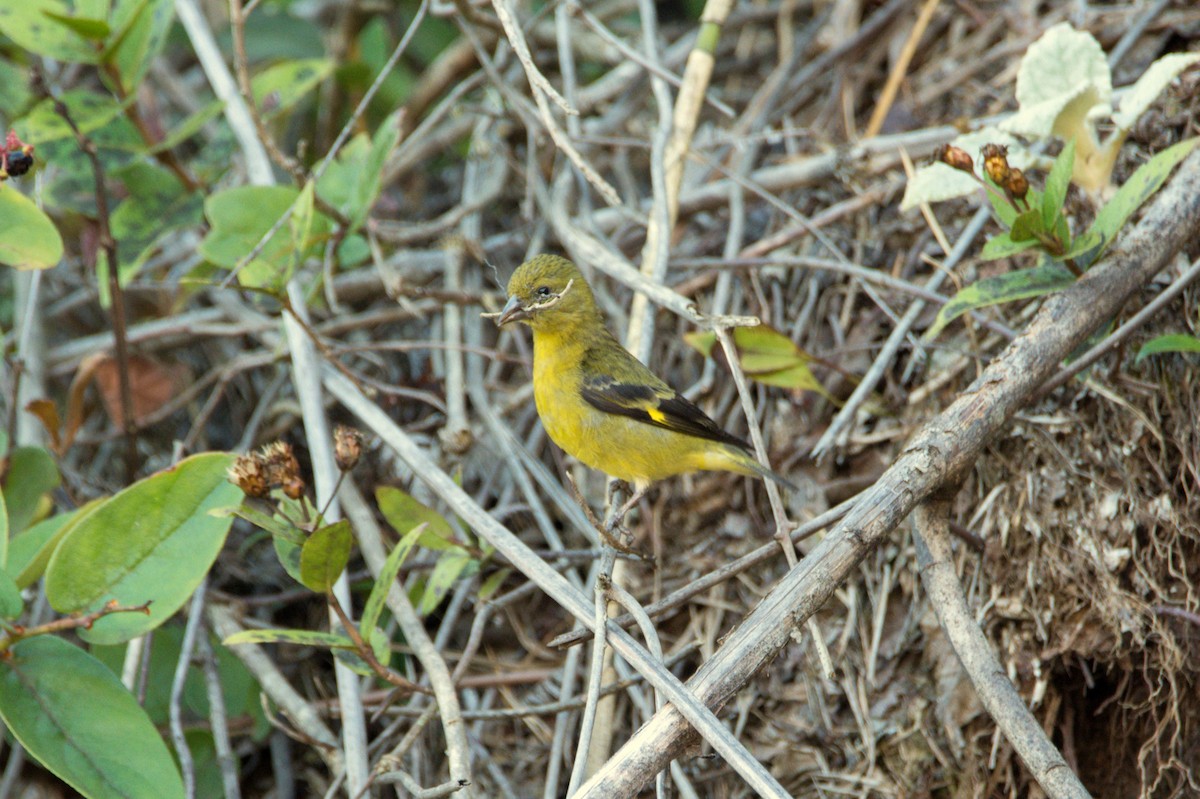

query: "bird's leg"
left=605, top=485, right=647, bottom=539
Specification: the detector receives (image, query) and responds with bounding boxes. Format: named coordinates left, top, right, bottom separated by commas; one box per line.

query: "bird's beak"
left=496, top=295, right=529, bottom=326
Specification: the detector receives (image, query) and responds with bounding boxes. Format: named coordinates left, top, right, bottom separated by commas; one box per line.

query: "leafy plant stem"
left=33, top=68, right=139, bottom=482
left=0, top=601, right=151, bottom=655
left=326, top=590, right=428, bottom=695
left=318, top=470, right=348, bottom=522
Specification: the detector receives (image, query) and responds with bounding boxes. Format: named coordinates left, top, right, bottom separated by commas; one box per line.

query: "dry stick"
left=321, top=368, right=793, bottom=799
left=690, top=254, right=1019, bottom=341
left=573, top=148, right=1200, bottom=799
left=603, top=576, right=667, bottom=799
left=914, top=498, right=1089, bottom=798
left=573, top=0, right=680, bottom=786
left=862, top=0, right=940, bottom=139
left=547, top=496, right=856, bottom=650
left=712, top=327, right=837, bottom=683
left=169, top=581, right=209, bottom=797
left=566, top=546, right=617, bottom=797
left=282, top=285, right=371, bottom=796
left=441, top=244, right=471, bottom=450
left=487, top=0, right=620, bottom=205
left=13, top=270, right=46, bottom=448
left=339, top=480, right=474, bottom=793
left=541, top=186, right=760, bottom=330
left=198, top=635, right=243, bottom=799
left=1039, top=255, right=1200, bottom=395
left=565, top=1, right=735, bottom=119
left=207, top=604, right=342, bottom=761
left=810, top=205, right=991, bottom=459
left=628, top=0, right=733, bottom=357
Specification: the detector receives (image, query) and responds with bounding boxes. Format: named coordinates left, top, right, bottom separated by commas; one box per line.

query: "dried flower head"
left=228, top=453, right=270, bottom=498
left=1005, top=168, right=1030, bottom=201
left=980, top=143, right=1010, bottom=185
left=333, top=425, right=364, bottom=472
left=937, top=144, right=974, bottom=173
left=254, top=441, right=304, bottom=499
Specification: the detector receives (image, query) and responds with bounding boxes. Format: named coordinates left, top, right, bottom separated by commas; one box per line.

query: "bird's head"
left=497, top=254, right=599, bottom=332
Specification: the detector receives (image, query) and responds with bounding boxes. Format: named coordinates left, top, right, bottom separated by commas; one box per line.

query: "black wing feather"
left=580, top=373, right=750, bottom=450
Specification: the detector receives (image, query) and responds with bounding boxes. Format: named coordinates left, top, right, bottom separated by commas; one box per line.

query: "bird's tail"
left=726, top=445, right=799, bottom=492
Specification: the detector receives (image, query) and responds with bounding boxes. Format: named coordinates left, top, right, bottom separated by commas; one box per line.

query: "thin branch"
left=914, top=497, right=1090, bottom=798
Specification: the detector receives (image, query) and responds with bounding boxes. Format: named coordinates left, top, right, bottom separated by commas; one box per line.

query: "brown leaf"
left=23, top=399, right=62, bottom=450
left=91, top=354, right=191, bottom=428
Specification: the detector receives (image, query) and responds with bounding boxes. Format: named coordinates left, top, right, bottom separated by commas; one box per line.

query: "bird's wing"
left=579, top=346, right=750, bottom=449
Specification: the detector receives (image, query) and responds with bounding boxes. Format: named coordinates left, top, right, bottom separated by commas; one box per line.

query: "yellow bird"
left=496, top=254, right=795, bottom=498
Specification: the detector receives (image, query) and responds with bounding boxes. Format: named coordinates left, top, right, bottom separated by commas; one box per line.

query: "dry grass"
left=11, top=0, right=1200, bottom=796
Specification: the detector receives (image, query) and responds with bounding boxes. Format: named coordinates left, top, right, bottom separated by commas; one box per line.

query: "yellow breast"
left=529, top=331, right=740, bottom=488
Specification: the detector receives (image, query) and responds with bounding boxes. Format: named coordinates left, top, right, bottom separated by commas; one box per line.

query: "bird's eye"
left=536, top=286, right=552, bottom=298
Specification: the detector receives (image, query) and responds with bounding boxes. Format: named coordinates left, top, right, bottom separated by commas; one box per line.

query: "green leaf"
left=979, top=232, right=1040, bottom=261
left=0, top=570, right=22, bottom=619
left=419, top=549, right=474, bottom=615
left=103, top=0, right=174, bottom=94
left=376, top=486, right=461, bottom=551
left=1066, top=137, right=1200, bottom=268
left=251, top=59, right=333, bottom=120
left=15, top=90, right=125, bottom=146
left=3, top=446, right=61, bottom=534
left=298, top=520, right=352, bottom=593
left=289, top=181, right=316, bottom=261
left=0, top=186, right=65, bottom=270
left=361, top=523, right=426, bottom=650
left=1042, top=138, right=1075, bottom=231
left=1136, top=334, right=1200, bottom=363
left=0, top=489, right=7, bottom=569
left=351, top=111, right=402, bottom=229
left=198, top=185, right=328, bottom=290
left=0, top=636, right=185, bottom=799
left=8, top=502, right=99, bottom=589
left=0, top=0, right=103, bottom=63
left=927, top=260, right=1076, bottom=338
left=147, top=99, right=225, bottom=155
left=333, top=632, right=391, bottom=677
left=45, top=453, right=241, bottom=644
left=0, top=57, right=33, bottom=116
left=223, top=628, right=355, bottom=648
left=110, top=162, right=203, bottom=279
left=90, top=625, right=265, bottom=738
left=43, top=11, right=110, bottom=40
left=478, top=568, right=510, bottom=602
left=685, top=325, right=834, bottom=399
left=236, top=502, right=309, bottom=586
left=1009, top=208, right=1045, bottom=242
